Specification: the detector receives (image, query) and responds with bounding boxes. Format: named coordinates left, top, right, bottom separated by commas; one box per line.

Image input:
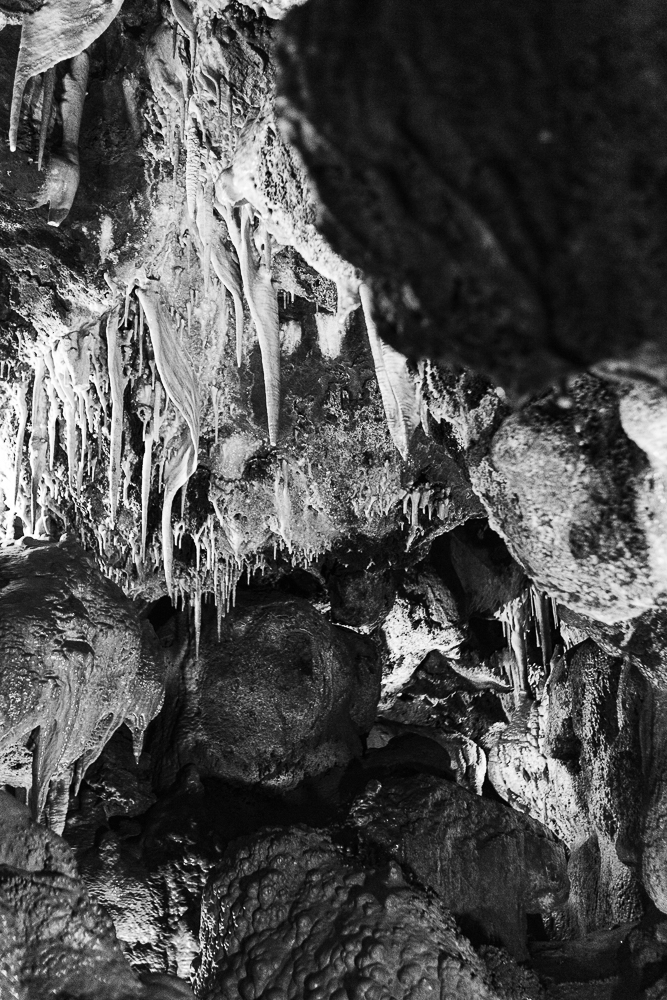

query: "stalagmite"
left=107, top=309, right=126, bottom=525
left=28, top=356, right=49, bottom=532
left=9, top=0, right=124, bottom=152
left=136, top=286, right=199, bottom=594
left=229, top=204, right=281, bottom=446
left=359, top=283, right=420, bottom=461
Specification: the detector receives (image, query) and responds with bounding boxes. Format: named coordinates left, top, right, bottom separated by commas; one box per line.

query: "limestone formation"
left=0, top=0, right=667, bottom=994
left=195, top=825, right=542, bottom=1000
left=0, top=539, right=165, bottom=829
left=350, top=772, right=569, bottom=960
left=155, top=594, right=380, bottom=789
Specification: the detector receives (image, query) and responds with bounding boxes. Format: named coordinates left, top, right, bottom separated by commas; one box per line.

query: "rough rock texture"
left=350, top=772, right=569, bottom=960
left=278, top=0, right=667, bottom=396
left=378, top=565, right=466, bottom=702
left=77, top=765, right=309, bottom=976
left=0, top=786, right=192, bottom=1000
left=0, top=788, right=77, bottom=876
left=153, top=594, right=380, bottom=790
left=1, top=0, right=667, bottom=991
left=475, top=376, right=667, bottom=624
left=0, top=539, right=165, bottom=826
left=195, top=825, right=542, bottom=1000
left=484, top=640, right=647, bottom=939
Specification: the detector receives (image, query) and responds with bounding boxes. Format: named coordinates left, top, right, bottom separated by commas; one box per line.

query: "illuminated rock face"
left=0, top=540, right=165, bottom=829
left=1, top=0, right=667, bottom=996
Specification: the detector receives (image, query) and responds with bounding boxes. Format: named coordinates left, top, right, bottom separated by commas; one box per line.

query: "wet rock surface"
left=195, top=825, right=542, bottom=1000
left=0, top=0, right=667, bottom=995
left=0, top=539, right=165, bottom=827
left=0, top=787, right=192, bottom=999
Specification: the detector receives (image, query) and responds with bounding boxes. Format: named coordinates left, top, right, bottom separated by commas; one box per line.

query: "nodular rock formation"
left=1, top=0, right=667, bottom=996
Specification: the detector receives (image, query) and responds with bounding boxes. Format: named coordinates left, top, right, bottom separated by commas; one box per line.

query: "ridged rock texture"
left=0, top=0, right=667, bottom=996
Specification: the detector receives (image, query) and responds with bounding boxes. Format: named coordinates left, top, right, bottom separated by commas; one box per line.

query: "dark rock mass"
left=0, top=0, right=666, bottom=995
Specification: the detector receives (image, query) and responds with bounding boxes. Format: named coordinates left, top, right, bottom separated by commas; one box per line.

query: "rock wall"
left=0, top=0, right=667, bottom=996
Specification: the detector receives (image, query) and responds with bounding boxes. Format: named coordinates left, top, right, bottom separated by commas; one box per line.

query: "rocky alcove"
left=1, top=1, right=667, bottom=997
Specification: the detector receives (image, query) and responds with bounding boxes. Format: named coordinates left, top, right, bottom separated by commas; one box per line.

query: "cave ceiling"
left=1, top=0, right=667, bottom=997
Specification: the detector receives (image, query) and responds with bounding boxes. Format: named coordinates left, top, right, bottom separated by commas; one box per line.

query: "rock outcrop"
left=278, top=0, right=667, bottom=395
left=0, top=788, right=192, bottom=1000
left=154, top=594, right=380, bottom=790
left=350, top=772, right=569, bottom=959
left=195, top=825, right=543, bottom=1000
left=0, top=539, right=165, bottom=829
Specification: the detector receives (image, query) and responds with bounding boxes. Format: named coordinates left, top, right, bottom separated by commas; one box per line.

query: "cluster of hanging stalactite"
left=498, top=584, right=562, bottom=706
left=0, top=293, right=256, bottom=636
left=5, top=0, right=429, bottom=462
left=2, top=0, right=445, bottom=651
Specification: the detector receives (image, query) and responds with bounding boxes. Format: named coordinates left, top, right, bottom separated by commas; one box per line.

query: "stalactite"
left=136, top=286, right=199, bottom=595
left=141, top=382, right=163, bottom=563
left=121, top=454, right=133, bottom=506
left=9, top=0, right=124, bottom=151
left=28, top=355, right=48, bottom=532
left=194, top=574, right=202, bottom=659
left=185, top=102, right=201, bottom=222
left=195, top=176, right=215, bottom=295
left=139, top=301, right=145, bottom=370
left=43, top=769, right=73, bottom=835
left=76, top=393, right=87, bottom=497
left=228, top=203, right=281, bottom=446
left=107, top=309, right=126, bottom=525
left=31, top=49, right=90, bottom=227
left=169, top=0, right=196, bottom=64
left=211, top=385, right=219, bottom=444
left=360, top=282, right=420, bottom=460
left=499, top=592, right=530, bottom=707
left=37, top=65, right=55, bottom=172
left=530, top=584, right=554, bottom=672
left=210, top=226, right=244, bottom=367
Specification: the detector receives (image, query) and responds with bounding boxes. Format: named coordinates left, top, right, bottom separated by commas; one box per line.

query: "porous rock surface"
left=157, top=594, right=380, bottom=789
left=350, top=772, right=569, bottom=960
left=195, top=825, right=542, bottom=1000
left=478, top=376, right=667, bottom=624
